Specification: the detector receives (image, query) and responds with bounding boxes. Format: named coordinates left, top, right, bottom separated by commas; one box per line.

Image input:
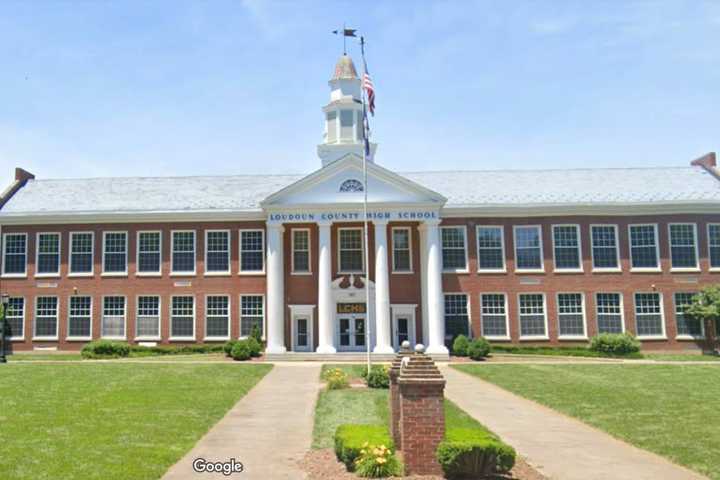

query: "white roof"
left=1, top=166, right=719, bottom=216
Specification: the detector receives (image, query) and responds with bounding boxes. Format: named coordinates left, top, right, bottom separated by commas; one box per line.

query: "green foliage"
left=230, top=341, right=252, bottom=361
left=81, top=340, right=131, bottom=359
left=245, top=337, right=262, bottom=357
left=249, top=324, right=263, bottom=345
left=437, top=427, right=516, bottom=478
left=452, top=334, right=470, bottom=357
left=334, top=424, right=394, bottom=469
left=361, top=365, right=390, bottom=389
left=589, top=333, right=641, bottom=356
left=467, top=337, right=491, bottom=360
left=353, top=443, right=403, bottom=477
left=324, top=367, right=349, bottom=390
left=683, top=286, right=720, bottom=336
left=490, top=343, right=644, bottom=359
left=223, top=340, right=238, bottom=357
left=129, top=344, right=224, bottom=357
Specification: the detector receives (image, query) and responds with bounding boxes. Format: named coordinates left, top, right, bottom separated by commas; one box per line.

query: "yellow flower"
left=376, top=457, right=387, bottom=464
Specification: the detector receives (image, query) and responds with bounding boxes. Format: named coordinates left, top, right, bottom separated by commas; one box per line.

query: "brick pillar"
left=389, top=341, right=413, bottom=449
left=398, top=350, right=446, bottom=476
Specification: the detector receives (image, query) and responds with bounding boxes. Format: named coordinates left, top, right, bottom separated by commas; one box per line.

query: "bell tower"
left=317, top=54, right=377, bottom=166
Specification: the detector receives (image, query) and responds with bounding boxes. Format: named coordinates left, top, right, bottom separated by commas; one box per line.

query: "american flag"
left=363, top=70, right=375, bottom=116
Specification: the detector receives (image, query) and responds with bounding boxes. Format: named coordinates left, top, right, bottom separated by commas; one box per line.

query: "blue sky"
left=1, top=1, right=719, bottom=187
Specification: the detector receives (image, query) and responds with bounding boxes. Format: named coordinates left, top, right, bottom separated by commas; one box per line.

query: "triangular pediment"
left=261, top=155, right=446, bottom=208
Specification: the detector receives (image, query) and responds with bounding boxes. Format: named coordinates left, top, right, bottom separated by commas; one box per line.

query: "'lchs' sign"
left=337, top=303, right=366, bottom=314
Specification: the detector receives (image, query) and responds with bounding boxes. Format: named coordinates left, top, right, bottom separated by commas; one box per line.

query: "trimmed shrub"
left=324, top=368, right=349, bottom=390
left=589, top=333, right=641, bottom=356
left=354, top=443, right=403, bottom=478
left=223, top=340, right=239, bottom=357
left=452, top=335, right=470, bottom=357
left=361, top=365, right=390, bottom=389
left=437, top=427, right=516, bottom=478
left=81, top=340, right=130, bottom=359
left=249, top=324, right=263, bottom=345
left=130, top=344, right=224, bottom=357
left=231, top=340, right=252, bottom=361
left=246, top=337, right=262, bottom=357
left=467, top=337, right=491, bottom=360
left=334, top=424, right=394, bottom=469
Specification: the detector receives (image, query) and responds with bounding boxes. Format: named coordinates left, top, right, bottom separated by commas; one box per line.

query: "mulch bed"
left=299, top=448, right=548, bottom=480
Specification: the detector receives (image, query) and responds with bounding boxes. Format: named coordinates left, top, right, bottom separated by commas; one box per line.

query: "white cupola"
left=317, top=54, right=377, bottom=166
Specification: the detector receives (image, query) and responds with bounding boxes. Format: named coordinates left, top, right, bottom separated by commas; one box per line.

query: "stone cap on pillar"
left=389, top=341, right=415, bottom=378
left=397, top=351, right=446, bottom=386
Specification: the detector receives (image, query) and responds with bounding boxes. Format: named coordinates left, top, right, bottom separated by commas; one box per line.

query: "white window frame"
left=170, top=294, right=196, bottom=341
left=668, top=223, right=700, bottom=272
left=33, top=295, right=59, bottom=341
left=391, top=226, right=413, bottom=274
left=595, top=292, right=626, bottom=334
left=590, top=224, right=621, bottom=272
left=205, top=294, right=231, bottom=341
left=66, top=295, right=93, bottom=341
left=290, top=304, right=315, bottom=352
left=102, top=231, right=128, bottom=276
left=101, top=295, right=127, bottom=340
left=628, top=224, right=660, bottom=272
left=443, top=292, right=472, bottom=339
left=69, top=231, right=94, bottom=277
left=170, top=230, right=196, bottom=276
left=6, top=296, right=25, bottom=341
left=337, top=227, right=365, bottom=274
left=707, top=223, right=720, bottom=271
left=476, top=225, right=506, bottom=273
left=673, top=292, right=704, bottom=340
left=513, top=225, right=545, bottom=273
left=479, top=293, right=510, bottom=340
left=135, top=295, right=162, bottom=341
left=1, top=232, right=28, bottom=278
left=551, top=224, right=583, bottom=273
left=291, top=228, right=312, bottom=275
left=238, top=229, right=266, bottom=275
left=440, top=225, right=469, bottom=273
left=35, top=232, right=61, bottom=278
left=517, top=292, right=549, bottom=340
left=205, top=230, right=231, bottom=276
left=136, top=230, right=162, bottom=276
left=239, top=294, right=266, bottom=340
left=633, top=292, right=667, bottom=340
left=556, top=292, right=588, bottom=340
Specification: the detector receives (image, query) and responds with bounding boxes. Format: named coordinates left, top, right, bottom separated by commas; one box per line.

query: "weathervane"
left=332, top=23, right=357, bottom=55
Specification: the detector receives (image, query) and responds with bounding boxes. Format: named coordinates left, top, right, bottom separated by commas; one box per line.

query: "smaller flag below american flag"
left=363, top=71, right=375, bottom=116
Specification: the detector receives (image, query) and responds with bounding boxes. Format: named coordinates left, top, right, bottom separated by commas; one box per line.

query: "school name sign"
left=267, top=210, right=439, bottom=224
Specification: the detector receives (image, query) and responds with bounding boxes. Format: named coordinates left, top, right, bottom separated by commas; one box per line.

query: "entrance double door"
left=337, top=315, right=366, bottom=351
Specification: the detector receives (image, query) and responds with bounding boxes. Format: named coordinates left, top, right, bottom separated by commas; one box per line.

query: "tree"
left=684, top=285, right=720, bottom=345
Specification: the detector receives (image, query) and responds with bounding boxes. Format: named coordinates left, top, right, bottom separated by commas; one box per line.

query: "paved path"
left=441, top=366, right=707, bottom=480
left=162, top=363, right=321, bottom=480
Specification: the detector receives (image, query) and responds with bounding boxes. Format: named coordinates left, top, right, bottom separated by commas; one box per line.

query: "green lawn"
left=453, top=364, right=720, bottom=480
left=8, top=353, right=83, bottom=361
left=0, top=363, right=271, bottom=480
left=645, top=353, right=720, bottom=362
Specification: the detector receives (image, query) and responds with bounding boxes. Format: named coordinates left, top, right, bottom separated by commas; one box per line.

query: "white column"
left=423, top=220, right=448, bottom=354
left=373, top=219, right=394, bottom=353
left=265, top=224, right=286, bottom=353
left=316, top=221, right=336, bottom=353
left=419, top=224, right=429, bottom=346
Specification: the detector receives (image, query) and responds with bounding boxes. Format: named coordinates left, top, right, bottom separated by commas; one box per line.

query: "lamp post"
left=0, top=293, right=9, bottom=363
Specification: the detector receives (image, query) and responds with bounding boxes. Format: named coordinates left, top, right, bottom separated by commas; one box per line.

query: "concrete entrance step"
left=265, top=352, right=450, bottom=362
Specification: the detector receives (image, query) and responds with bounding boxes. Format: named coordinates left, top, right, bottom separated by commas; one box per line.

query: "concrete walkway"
left=441, top=366, right=707, bottom=480
left=162, top=363, right=321, bottom=480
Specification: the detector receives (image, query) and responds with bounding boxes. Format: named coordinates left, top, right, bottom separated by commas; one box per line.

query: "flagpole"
left=360, top=36, right=372, bottom=377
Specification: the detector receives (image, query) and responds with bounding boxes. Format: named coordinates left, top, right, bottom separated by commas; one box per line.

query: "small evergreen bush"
left=361, top=365, right=390, bottom=389
left=437, top=427, right=516, bottom=478
left=452, top=335, right=470, bottom=357
left=231, top=340, right=252, bottom=361
left=246, top=337, right=262, bottom=357
left=334, top=424, right=394, bottom=469
left=354, top=443, right=403, bottom=478
left=223, top=340, right=239, bottom=357
left=467, top=337, right=491, bottom=360
left=249, top=324, right=263, bottom=345
left=81, top=340, right=130, bottom=359
left=324, top=368, right=349, bottom=390
left=589, top=333, right=641, bottom=356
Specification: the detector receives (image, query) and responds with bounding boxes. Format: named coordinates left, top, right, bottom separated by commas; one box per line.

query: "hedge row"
left=80, top=340, right=225, bottom=359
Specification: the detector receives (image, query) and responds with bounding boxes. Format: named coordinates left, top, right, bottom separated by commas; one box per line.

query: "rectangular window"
left=292, top=229, right=311, bottom=273
left=2, top=233, right=27, bottom=276
left=206, top=295, right=230, bottom=339
left=669, top=224, right=698, bottom=270
left=590, top=225, right=619, bottom=270
left=708, top=224, right=720, bottom=269
left=239, top=230, right=264, bottom=273
left=553, top=225, right=581, bottom=271
left=103, top=232, right=128, bottom=274
left=338, top=228, right=364, bottom=272
left=68, top=296, right=92, bottom=339
left=518, top=294, right=547, bottom=338
left=444, top=294, right=469, bottom=341
left=595, top=293, right=624, bottom=333
left=34, top=296, right=58, bottom=339
left=137, top=296, right=161, bottom=339
left=69, top=232, right=94, bottom=274
left=137, top=231, right=161, bottom=274
left=6, top=297, right=25, bottom=339
left=340, top=110, right=354, bottom=140
left=36, top=232, right=60, bottom=275
left=172, top=231, right=196, bottom=274
left=634, top=293, right=665, bottom=338
left=557, top=293, right=586, bottom=338
left=674, top=292, right=703, bottom=338
left=476, top=226, right=505, bottom=271
left=102, top=296, right=126, bottom=339
left=240, top=295, right=264, bottom=337
left=171, top=296, right=195, bottom=339
left=206, top=230, right=230, bottom=274
left=441, top=226, right=468, bottom=271
left=514, top=226, right=543, bottom=271
left=392, top=227, right=412, bottom=273
left=629, top=225, right=659, bottom=269
left=326, top=111, right=337, bottom=143
left=480, top=294, right=508, bottom=338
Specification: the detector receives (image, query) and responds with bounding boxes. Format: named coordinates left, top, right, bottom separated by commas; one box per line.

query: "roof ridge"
left=27, top=172, right=307, bottom=182
left=402, top=166, right=695, bottom=175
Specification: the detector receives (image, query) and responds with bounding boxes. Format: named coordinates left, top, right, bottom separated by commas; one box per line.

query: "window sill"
left=337, top=271, right=365, bottom=276
left=477, top=269, right=507, bottom=274
left=591, top=268, right=622, bottom=273
left=34, top=273, right=61, bottom=279
left=553, top=269, right=584, bottom=274
left=204, top=337, right=230, bottom=342
left=291, top=271, right=313, bottom=276
left=136, top=272, right=162, bottom=277
left=675, top=335, right=705, bottom=341
left=101, top=336, right=126, bottom=341
left=484, top=335, right=511, bottom=341
left=68, top=273, right=94, bottom=278
left=670, top=268, right=701, bottom=273
left=136, top=336, right=161, bottom=342
left=391, top=270, right=414, bottom=275
left=629, top=268, right=661, bottom=273
left=66, top=337, right=92, bottom=342
left=169, top=337, right=196, bottom=342
left=519, top=336, right=549, bottom=341
left=443, top=269, right=469, bottom=275
left=32, top=336, right=59, bottom=341
left=170, top=272, right=196, bottom=277
left=558, top=335, right=588, bottom=341
left=708, top=268, right=720, bottom=273
left=101, top=272, right=128, bottom=277
left=514, top=269, right=545, bottom=274
left=8, top=337, right=25, bottom=342
left=1, top=273, right=27, bottom=279
left=204, top=272, right=232, bottom=277
left=238, top=271, right=266, bottom=276
left=637, top=335, right=667, bottom=341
